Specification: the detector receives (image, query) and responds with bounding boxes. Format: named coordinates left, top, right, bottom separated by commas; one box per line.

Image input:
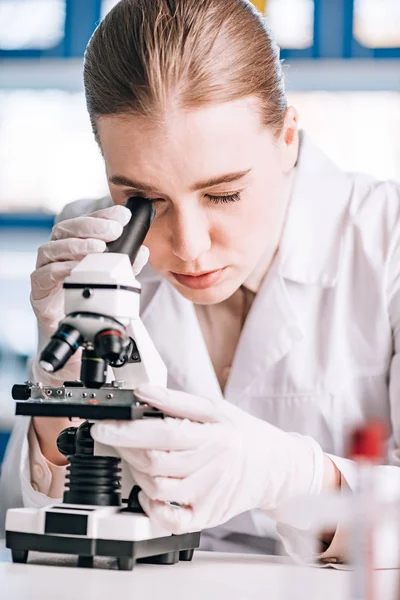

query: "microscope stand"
left=6, top=504, right=200, bottom=570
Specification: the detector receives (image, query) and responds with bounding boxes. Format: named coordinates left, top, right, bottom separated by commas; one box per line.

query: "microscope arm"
left=111, top=317, right=167, bottom=389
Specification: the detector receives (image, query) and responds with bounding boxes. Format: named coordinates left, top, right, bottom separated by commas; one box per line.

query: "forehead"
left=97, top=97, right=268, bottom=186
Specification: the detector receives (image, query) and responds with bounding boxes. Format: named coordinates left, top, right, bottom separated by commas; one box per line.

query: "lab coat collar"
left=277, top=132, right=353, bottom=288
left=224, top=258, right=304, bottom=401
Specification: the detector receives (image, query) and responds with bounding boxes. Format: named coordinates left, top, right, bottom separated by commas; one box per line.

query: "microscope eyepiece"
left=106, top=197, right=155, bottom=263
left=39, top=324, right=83, bottom=373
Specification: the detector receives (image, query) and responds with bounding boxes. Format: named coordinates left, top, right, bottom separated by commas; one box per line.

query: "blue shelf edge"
left=0, top=213, right=55, bottom=229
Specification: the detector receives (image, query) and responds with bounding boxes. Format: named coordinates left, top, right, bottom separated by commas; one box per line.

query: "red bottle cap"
left=348, top=421, right=386, bottom=462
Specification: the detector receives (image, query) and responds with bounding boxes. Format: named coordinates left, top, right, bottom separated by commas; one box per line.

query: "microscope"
left=5, top=197, right=200, bottom=570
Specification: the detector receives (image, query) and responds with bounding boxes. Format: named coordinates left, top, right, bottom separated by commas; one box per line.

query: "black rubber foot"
left=179, top=548, right=194, bottom=561
left=78, top=556, right=94, bottom=568
left=118, top=556, right=135, bottom=571
left=139, top=550, right=180, bottom=565
left=12, top=550, right=28, bottom=564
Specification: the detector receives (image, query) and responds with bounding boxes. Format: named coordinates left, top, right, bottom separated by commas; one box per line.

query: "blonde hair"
left=84, top=0, right=287, bottom=141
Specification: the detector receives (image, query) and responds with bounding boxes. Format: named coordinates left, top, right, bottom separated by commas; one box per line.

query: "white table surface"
left=1, top=539, right=399, bottom=600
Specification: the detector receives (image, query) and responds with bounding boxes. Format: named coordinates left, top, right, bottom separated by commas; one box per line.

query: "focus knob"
left=57, top=421, right=94, bottom=457
left=57, top=427, right=78, bottom=457
left=12, top=384, right=31, bottom=400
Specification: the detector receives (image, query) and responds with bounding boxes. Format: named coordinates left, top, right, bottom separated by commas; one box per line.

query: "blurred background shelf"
left=2, top=58, right=400, bottom=93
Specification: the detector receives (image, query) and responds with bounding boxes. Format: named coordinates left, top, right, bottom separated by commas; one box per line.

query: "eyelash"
left=206, top=192, right=242, bottom=204
left=129, top=192, right=242, bottom=205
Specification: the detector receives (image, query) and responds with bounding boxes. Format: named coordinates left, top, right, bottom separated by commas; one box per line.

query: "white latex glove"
left=91, top=384, right=324, bottom=535
left=30, top=204, right=149, bottom=384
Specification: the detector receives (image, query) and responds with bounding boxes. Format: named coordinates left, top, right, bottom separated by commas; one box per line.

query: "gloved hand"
left=30, top=204, right=149, bottom=384
left=91, top=385, right=324, bottom=534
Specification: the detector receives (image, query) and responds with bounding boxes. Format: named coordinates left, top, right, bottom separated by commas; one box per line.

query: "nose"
left=170, top=205, right=211, bottom=263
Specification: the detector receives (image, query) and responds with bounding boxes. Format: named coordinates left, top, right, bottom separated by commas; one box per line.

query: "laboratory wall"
left=0, top=0, right=399, bottom=464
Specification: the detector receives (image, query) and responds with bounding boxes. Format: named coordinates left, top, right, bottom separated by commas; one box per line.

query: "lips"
left=171, top=267, right=227, bottom=290
left=175, top=269, right=219, bottom=277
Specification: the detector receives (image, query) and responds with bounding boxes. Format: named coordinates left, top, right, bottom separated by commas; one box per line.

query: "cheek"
left=249, top=176, right=286, bottom=229
left=214, top=214, right=248, bottom=249
left=221, top=198, right=268, bottom=245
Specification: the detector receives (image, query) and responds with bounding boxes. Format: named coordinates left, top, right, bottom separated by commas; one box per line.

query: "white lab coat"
left=2, top=133, right=400, bottom=561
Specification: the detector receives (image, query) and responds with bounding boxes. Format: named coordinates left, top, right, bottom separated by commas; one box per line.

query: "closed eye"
left=121, top=191, right=242, bottom=205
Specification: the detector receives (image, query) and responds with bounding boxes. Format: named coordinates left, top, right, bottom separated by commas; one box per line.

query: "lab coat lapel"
left=277, top=132, right=353, bottom=287
left=224, top=263, right=303, bottom=403
left=141, top=279, right=223, bottom=401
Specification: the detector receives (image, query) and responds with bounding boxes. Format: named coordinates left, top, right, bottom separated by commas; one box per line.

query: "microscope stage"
left=13, top=383, right=164, bottom=420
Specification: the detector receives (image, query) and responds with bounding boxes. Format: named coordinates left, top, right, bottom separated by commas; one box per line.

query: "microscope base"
left=6, top=530, right=200, bottom=570
left=5, top=504, right=200, bottom=570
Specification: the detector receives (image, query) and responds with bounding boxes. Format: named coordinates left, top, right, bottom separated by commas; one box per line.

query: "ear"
left=278, top=106, right=299, bottom=173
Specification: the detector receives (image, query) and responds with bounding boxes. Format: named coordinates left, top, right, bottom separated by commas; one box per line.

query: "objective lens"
left=80, top=349, right=107, bottom=389
left=39, top=324, right=83, bottom=373
left=39, top=360, right=54, bottom=373
left=95, top=329, right=125, bottom=362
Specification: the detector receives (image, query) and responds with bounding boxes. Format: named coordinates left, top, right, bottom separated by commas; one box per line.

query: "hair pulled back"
left=84, top=0, right=287, bottom=141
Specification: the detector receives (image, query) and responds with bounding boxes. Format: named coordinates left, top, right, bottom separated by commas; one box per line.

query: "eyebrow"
left=108, top=169, right=252, bottom=194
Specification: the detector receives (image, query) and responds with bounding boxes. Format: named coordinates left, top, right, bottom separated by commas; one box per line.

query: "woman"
left=1, top=0, right=400, bottom=564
